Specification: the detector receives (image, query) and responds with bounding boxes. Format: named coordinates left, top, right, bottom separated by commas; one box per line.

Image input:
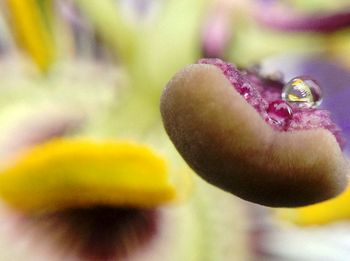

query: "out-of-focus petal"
left=278, top=185, right=350, bottom=225
left=0, top=139, right=186, bottom=212
left=201, top=1, right=234, bottom=59
left=5, top=0, right=55, bottom=72
left=254, top=1, right=350, bottom=32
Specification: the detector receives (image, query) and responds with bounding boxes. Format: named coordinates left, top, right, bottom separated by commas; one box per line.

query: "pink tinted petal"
left=254, top=1, right=350, bottom=32
left=262, top=56, right=350, bottom=155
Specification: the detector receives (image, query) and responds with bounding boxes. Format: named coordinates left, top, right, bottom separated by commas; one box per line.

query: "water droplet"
left=282, top=76, right=323, bottom=108
left=267, top=100, right=293, bottom=125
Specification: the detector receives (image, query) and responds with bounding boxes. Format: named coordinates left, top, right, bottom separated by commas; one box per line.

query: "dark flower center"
left=21, top=206, right=159, bottom=260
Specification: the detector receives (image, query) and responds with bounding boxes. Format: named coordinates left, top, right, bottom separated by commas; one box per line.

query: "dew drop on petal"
left=267, top=100, right=293, bottom=125
left=282, top=76, right=323, bottom=108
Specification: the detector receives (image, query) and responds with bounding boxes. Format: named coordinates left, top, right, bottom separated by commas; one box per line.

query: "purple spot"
left=267, top=100, right=293, bottom=128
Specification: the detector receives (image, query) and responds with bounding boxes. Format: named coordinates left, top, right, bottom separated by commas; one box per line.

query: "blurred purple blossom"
left=254, top=1, right=350, bottom=32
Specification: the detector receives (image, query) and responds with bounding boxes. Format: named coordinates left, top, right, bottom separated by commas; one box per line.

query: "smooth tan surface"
left=161, top=64, right=349, bottom=207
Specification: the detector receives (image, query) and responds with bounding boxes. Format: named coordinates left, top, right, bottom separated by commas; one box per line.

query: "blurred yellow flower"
left=278, top=185, right=350, bottom=225
left=0, top=139, right=184, bottom=213
left=6, top=0, right=55, bottom=71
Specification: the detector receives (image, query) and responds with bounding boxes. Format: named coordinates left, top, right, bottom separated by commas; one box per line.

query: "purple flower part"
left=254, top=4, right=350, bottom=33
left=262, top=56, right=350, bottom=155
left=120, top=0, right=157, bottom=19
left=286, top=109, right=345, bottom=147
left=201, top=13, right=232, bottom=59
left=57, top=1, right=89, bottom=31
left=198, top=58, right=270, bottom=122
left=267, top=100, right=293, bottom=126
left=198, top=58, right=344, bottom=147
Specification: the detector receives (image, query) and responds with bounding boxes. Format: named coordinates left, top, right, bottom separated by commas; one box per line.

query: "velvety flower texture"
left=252, top=56, right=350, bottom=261
left=161, top=59, right=349, bottom=208
left=261, top=55, right=350, bottom=156
left=198, top=58, right=344, bottom=146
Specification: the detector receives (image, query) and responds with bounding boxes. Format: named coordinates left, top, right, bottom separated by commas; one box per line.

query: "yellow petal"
left=0, top=139, right=179, bottom=212
left=6, top=0, right=54, bottom=71
left=277, top=185, right=350, bottom=225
